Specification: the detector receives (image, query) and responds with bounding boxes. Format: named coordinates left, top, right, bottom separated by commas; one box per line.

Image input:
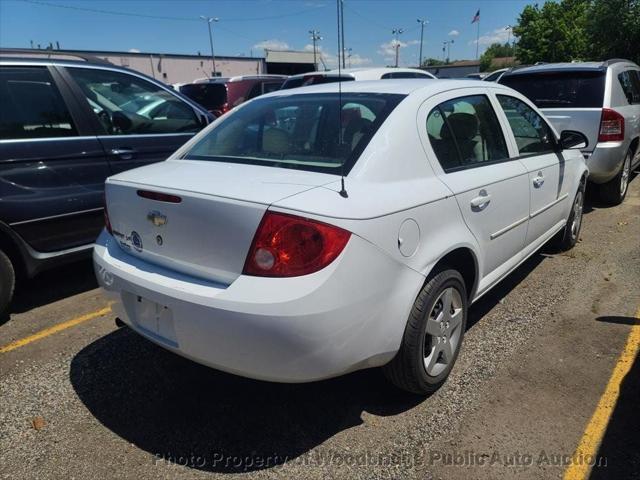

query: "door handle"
left=533, top=175, right=545, bottom=188
left=470, top=190, right=491, bottom=210
left=110, top=148, right=136, bottom=160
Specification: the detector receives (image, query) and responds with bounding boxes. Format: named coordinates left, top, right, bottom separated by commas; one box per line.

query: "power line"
left=18, top=0, right=325, bottom=23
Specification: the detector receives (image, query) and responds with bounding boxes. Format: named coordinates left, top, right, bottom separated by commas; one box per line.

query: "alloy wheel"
left=423, top=287, right=463, bottom=377
left=620, top=153, right=631, bottom=197
left=571, top=190, right=584, bottom=241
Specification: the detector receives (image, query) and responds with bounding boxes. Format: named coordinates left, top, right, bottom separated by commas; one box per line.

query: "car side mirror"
left=559, top=130, right=588, bottom=150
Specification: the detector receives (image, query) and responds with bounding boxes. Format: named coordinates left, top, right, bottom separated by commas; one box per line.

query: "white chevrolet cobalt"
left=94, top=80, right=588, bottom=394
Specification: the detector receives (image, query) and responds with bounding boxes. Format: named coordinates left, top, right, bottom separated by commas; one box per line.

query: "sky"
left=0, top=0, right=533, bottom=67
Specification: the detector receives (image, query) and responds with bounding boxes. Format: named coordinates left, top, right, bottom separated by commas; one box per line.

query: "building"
left=1, top=48, right=318, bottom=84
left=425, top=60, right=481, bottom=78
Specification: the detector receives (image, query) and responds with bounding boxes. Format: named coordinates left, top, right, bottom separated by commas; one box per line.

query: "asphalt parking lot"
left=1, top=176, right=639, bottom=480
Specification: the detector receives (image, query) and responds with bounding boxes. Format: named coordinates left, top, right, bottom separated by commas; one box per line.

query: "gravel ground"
left=1, top=177, right=639, bottom=480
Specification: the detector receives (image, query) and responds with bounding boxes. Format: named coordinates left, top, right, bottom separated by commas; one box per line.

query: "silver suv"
left=500, top=60, right=640, bottom=204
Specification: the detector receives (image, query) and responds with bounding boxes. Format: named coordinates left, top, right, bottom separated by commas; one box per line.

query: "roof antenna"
left=336, top=0, right=348, bottom=198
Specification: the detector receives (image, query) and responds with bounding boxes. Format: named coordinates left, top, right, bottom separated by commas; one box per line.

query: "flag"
left=471, top=9, right=480, bottom=24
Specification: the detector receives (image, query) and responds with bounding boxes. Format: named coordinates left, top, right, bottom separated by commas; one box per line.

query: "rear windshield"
left=179, top=83, right=227, bottom=109
left=183, top=92, right=405, bottom=174
left=501, top=71, right=605, bottom=108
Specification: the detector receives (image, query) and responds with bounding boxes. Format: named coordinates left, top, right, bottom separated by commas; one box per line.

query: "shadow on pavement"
left=589, top=347, right=640, bottom=480
left=10, top=259, right=97, bottom=315
left=596, top=316, right=640, bottom=326
left=70, top=328, right=423, bottom=473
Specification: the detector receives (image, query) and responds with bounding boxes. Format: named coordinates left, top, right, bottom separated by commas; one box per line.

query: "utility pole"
left=309, top=29, right=322, bottom=70
left=443, top=39, right=454, bottom=64
left=200, top=15, right=219, bottom=77
left=416, top=19, right=428, bottom=68
left=340, top=0, right=346, bottom=68
left=392, top=28, right=404, bottom=67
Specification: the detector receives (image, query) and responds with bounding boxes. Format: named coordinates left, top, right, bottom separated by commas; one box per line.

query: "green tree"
left=586, top=0, right=640, bottom=64
left=513, top=0, right=590, bottom=64
left=479, top=42, right=516, bottom=71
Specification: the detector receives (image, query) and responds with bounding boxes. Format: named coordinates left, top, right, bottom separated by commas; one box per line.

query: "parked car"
left=465, top=72, right=489, bottom=80
left=94, top=79, right=588, bottom=394
left=483, top=68, right=509, bottom=82
left=179, top=75, right=286, bottom=117
left=500, top=60, right=640, bottom=204
left=0, top=53, right=213, bottom=315
left=280, top=67, right=436, bottom=90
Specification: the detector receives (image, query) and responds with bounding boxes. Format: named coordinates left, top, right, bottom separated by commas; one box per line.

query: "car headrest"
left=440, top=112, right=478, bottom=140
left=262, top=127, right=290, bottom=155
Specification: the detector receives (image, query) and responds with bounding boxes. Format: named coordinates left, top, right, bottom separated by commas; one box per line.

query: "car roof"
left=325, top=67, right=435, bottom=79
left=265, top=78, right=510, bottom=97
left=504, top=61, right=609, bottom=76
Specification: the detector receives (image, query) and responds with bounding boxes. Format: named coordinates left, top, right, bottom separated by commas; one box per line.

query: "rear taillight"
left=243, top=211, right=351, bottom=277
left=598, top=108, right=624, bottom=142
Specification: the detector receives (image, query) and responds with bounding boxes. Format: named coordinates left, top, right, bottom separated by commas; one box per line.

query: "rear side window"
left=184, top=92, right=404, bottom=175
left=68, top=67, right=201, bottom=135
left=0, top=66, right=77, bottom=140
left=180, top=83, right=227, bottom=110
left=426, top=95, right=509, bottom=172
left=497, top=95, right=556, bottom=155
left=618, top=70, right=640, bottom=104
left=501, top=71, right=605, bottom=108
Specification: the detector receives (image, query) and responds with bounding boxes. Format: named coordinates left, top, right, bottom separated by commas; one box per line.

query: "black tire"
left=0, top=249, right=15, bottom=317
left=551, top=182, right=586, bottom=252
left=599, top=148, right=632, bottom=206
left=383, top=269, right=468, bottom=395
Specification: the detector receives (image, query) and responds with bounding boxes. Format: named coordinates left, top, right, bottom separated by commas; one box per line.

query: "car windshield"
left=501, top=70, right=605, bottom=108
left=183, top=92, right=405, bottom=174
left=180, top=83, right=227, bottom=109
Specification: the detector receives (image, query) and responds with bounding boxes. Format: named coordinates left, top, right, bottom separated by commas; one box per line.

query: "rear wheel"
left=0, top=249, right=15, bottom=316
left=551, top=183, right=585, bottom=251
left=599, top=149, right=632, bottom=205
left=383, top=269, right=467, bottom=395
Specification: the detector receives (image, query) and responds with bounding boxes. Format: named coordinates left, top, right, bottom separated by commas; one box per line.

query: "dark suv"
left=0, top=53, right=212, bottom=314
left=179, top=75, right=285, bottom=117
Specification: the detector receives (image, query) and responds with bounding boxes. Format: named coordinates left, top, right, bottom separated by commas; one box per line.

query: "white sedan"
left=94, top=80, right=588, bottom=394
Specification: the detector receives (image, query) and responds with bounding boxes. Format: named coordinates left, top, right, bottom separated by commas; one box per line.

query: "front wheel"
left=599, top=149, right=632, bottom=205
left=0, top=249, right=15, bottom=317
left=383, top=269, right=468, bottom=395
left=551, top=184, right=585, bottom=251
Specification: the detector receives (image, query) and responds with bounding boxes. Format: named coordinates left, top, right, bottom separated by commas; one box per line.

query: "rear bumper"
left=93, top=229, right=423, bottom=383
left=584, top=141, right=626, bottom=183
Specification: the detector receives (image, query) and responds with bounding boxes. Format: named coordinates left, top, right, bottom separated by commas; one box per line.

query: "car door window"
left=0, top=66, right=77, bottom=140
left=497, top=95, right=556, bottom=155
left=426, top=94, right=509, bottom=171
left=618, top=70, right=640, bottom=104
left=67, top=67, right=200, bottom=135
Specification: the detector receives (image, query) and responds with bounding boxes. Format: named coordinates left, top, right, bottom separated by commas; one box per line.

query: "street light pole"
left=340, top=0, right=346, bottom=68
left=345, top=47, right=352, bottom=68
left=416, top=18, right=428, bottom=68
left=309, top=29, right=322, bottom=70
left=392, top=28, right=404, bottom=68
left=505, top=25, right=512, bottom=46
left=200, top=15, right=219, bottom=77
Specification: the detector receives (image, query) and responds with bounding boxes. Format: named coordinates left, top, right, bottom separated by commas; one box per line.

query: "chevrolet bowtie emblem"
left=147, top=211, right=167, bottom=227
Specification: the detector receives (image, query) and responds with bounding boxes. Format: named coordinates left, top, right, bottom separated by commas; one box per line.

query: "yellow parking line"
left=0, top=305, right=112, bottom=354
left=563, top=307, right=640, bottom=480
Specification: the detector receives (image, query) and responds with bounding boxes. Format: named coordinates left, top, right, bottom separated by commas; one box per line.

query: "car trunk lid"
left=105, top=159, right=335, bottom=284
